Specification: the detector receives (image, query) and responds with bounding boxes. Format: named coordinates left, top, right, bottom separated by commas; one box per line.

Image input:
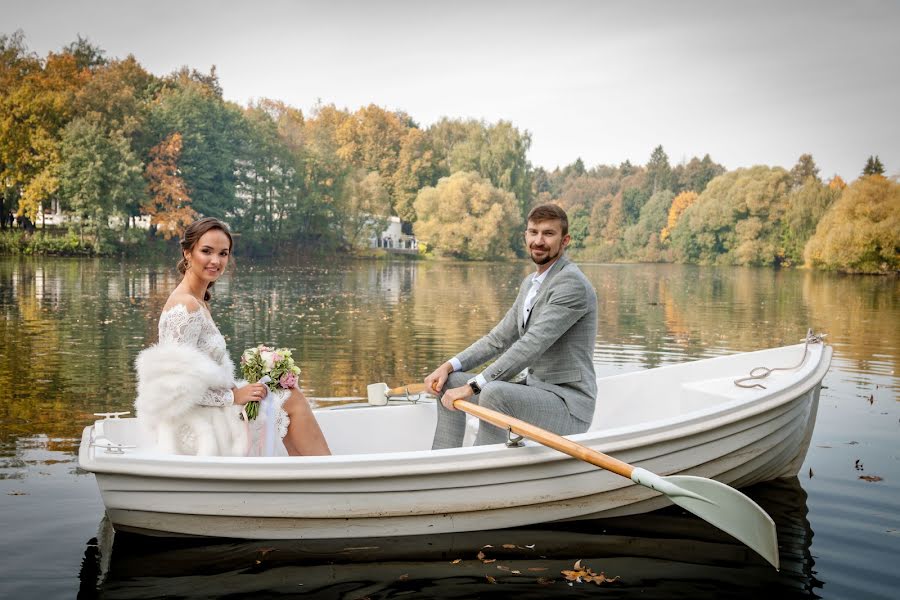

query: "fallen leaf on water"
left=450, top=558, right=462, bottom=564
left=481, top=544, right=493, bottom=549
left=859, top=475, right=883, bottom=482
left=854, top=459, right=864, bottom=471
left=512, top=570, right=521, bottom=574
left=561, top=560, right=621, bottom=586
left=483, top=559, right=496, bottom=564
left=476, top=551, right=485, bottom=560
left=398, top=574, right=409, bottom=581
left=524, top=544, right=535, bottom=549
left=485, top=575, right=497, bottom=584
left=528, top=567, right=548, bottom=572
left=502, top=544, right=516, bottom=549
left=7, top=491, right=27, bottom=495
left=536, top=577, right=555, bottom=585
left=816, top=445, right=832, bottom=448
left=497, top=565, right=510, bottom=571
left=847, top=441, right=859, bottom=445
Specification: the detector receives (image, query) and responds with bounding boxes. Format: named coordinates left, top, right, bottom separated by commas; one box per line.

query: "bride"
left=134, top=217, right=331, bottom=456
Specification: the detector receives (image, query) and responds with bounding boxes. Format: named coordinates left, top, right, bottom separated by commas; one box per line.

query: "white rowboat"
left=79, top=337, right=831, bottom=542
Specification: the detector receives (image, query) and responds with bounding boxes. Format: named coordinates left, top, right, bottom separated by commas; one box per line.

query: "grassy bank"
left=0, top=228, right=170, bottom=257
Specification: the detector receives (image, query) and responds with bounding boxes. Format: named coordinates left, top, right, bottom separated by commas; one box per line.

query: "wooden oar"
left=367, top=381, right=780, bottom=570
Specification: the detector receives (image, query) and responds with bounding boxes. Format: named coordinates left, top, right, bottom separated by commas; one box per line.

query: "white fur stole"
left=134, top=342, right=247, bottom=456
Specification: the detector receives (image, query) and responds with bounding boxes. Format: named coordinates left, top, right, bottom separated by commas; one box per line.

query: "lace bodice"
left=158, top=304, right=235, bottom=407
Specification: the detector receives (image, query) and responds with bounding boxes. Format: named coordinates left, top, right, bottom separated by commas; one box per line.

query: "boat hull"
left=81, top=342, right=831, bottom=539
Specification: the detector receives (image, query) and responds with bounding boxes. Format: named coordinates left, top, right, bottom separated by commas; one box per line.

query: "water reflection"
left=76, top=478, right=820, bottom=599
left=2, top=257, right=897, bottom=598
left=2, top=258, right=896, bottom=447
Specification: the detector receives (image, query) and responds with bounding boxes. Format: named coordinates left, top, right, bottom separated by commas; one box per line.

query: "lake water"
left=0, top=257, right=897, bottom=599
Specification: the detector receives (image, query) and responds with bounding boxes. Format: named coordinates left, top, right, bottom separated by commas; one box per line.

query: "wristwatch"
left=467, top=376, right=482, bottom=395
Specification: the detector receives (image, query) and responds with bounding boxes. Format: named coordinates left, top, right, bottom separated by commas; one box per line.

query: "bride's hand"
left=233, top=383, right=268, bottom=405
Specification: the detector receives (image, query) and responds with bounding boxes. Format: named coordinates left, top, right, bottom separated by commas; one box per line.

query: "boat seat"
left=678, top=371, right=795, bottom=411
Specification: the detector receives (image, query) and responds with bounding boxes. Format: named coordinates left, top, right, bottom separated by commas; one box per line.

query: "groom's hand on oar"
left=424, top=362, right=453, bottom=396
left=440, top=384, right=474, bottom=411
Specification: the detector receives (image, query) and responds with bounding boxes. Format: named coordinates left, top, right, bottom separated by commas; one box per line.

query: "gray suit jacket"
left=455, top=255, right=598, bottom=423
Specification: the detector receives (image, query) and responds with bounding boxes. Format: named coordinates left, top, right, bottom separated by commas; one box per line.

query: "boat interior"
left=90, top=343, right=822, bottom=458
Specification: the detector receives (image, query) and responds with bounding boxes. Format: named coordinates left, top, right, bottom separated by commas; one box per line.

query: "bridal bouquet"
left=239, top=345, right=301, bottom=420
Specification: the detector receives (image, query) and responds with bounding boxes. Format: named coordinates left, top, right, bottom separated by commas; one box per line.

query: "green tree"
left=673, top=154, right=725, bottom=193
left=780, top=179, right=839, bottom=265
left=622, top=190, right=675, bottom=260
left=337, top=169, right=391, bottom=251
left=62, top=35, right=107, bottom=70
left=646, top=145, right=673, bottom=194
left=805, top=175, right=899, bottom=273
left=413, top=171, right=520, bottom=260
left=58, top=116, right=144, bottom=244
left=862, top=155, right=885, bottom=176
left=150, top=72, right=244, bottom=219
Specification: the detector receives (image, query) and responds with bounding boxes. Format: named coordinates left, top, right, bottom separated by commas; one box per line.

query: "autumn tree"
left=413, top=171, right=520, bottom=259
left=828, top=175, right=846, bottom=190
left=142, top=132, right=194, bottom=239
left=393, top=127, right=440, bottom=222
left=661, top=190, right=698, bottom=241
left=804, top=175, right=899, bottom=273
left=1, top=44, right=91, bottom=221
left=427, top=118, right=532, bottom=213
left=556, top=175, right=618, bottom=249
left=669, top=167, right=793, bottom=266
left=336, top=104, right=411, bottom=212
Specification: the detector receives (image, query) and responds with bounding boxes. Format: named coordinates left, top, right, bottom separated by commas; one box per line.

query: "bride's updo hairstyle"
left=177, top=217, right=234, bottom=302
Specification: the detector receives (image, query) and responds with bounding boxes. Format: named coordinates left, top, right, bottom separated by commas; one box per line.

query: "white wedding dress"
left=158, top=304, right=292, bottom=456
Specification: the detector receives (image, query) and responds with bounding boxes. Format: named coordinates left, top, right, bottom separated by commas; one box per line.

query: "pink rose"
left=272, top=352, right=283, bottom=363
left=279, top=372, right=298, bottom=389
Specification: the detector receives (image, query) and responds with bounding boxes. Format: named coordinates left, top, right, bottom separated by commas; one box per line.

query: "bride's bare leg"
left=283, top=389, right=331, bottom=456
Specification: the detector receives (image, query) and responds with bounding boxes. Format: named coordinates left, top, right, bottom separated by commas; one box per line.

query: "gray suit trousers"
left=431, top=371, right=591, bottom=449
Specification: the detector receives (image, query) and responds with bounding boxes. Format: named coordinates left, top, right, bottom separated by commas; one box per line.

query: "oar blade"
left=662, top=475, right=779, bottom=570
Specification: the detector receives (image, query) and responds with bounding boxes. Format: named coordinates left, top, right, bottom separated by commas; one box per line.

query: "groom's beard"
left=529, top=245, right=560, bottom=266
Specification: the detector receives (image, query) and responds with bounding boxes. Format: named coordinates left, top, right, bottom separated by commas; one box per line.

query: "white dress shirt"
left=450, top=262, right=555, bottom=389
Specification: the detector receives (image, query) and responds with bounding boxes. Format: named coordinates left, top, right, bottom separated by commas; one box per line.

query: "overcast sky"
left=7, top=0, right=899, bottom=179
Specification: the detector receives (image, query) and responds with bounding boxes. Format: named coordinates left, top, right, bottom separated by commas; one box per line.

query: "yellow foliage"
left=413, top=171, right=520, bottom=260
left=661, top=191, right=697, bottom=241
left=19, top=166, right=59, bottom=220
left=804, top=176, right=900, bottom=273
left=828, top=175, right=846, bottom=190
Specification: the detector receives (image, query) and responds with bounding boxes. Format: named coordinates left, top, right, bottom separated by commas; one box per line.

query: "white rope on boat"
left=733, top=329, right=826, bottom=389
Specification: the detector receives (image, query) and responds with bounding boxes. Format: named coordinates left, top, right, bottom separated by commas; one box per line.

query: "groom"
left=425, top=204, right=598, bottom=448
